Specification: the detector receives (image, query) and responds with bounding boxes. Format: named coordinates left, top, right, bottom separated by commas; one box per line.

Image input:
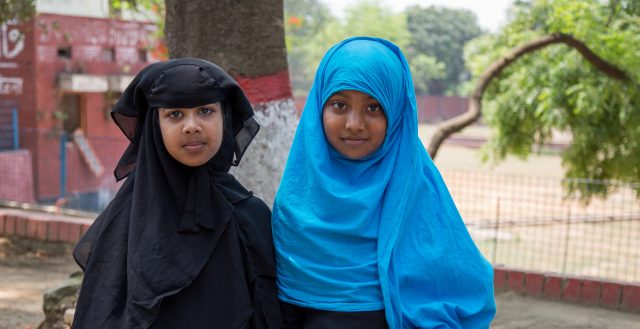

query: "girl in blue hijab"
left=272, top=37, right=495, bottom=328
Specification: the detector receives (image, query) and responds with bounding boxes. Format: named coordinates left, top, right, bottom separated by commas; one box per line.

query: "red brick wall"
left=494, top=265, right=640, bottom=313
left=0, top=209, right=93, bottom=243
left=1, top=14, right=159, bottom=200
left=0, top=19, right=39, bottom=157
left=33, top=134, right=128, bottom=199
left=0, top=150, right=35, bottom=202
left=32, top=14, right=157, bottom=136
left=416, top=95, right=469, bottom=123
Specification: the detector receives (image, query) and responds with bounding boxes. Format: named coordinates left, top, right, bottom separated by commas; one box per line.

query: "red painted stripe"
left=234, top=70, right=292, bottom=104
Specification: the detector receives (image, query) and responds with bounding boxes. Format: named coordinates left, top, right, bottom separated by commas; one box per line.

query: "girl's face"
left=158, top=103, right=224, bottom=167
left=322, top=90, right=387, bottom=160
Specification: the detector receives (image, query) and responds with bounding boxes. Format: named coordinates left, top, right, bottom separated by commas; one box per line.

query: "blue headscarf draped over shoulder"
left=273, top=37, right=495, bottom=328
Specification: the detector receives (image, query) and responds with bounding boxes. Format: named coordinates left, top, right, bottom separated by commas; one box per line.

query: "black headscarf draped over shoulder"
left=72, top=59, right=280, bottom=329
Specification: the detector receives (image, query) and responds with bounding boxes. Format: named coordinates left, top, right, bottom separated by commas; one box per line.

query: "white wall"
left=36, top=0, right=157, bottom=21
left=37, top=0, right=110, bottom=18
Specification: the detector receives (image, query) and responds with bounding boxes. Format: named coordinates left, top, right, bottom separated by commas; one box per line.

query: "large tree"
left=430, top=0, right=640, bottom=199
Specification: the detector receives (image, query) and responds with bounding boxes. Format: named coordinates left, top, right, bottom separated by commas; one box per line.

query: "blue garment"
left=273, top=37, right=496, bottom=328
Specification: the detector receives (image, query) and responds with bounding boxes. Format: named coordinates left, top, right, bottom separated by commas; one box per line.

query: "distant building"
left=0, top=0, right=162, bottom=207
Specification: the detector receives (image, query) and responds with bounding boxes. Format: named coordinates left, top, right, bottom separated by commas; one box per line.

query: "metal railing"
left=0, top=106, right=19, bottom=150
left=443, top=171, right=640, bottom=283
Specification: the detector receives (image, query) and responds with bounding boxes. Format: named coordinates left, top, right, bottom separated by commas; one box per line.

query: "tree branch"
left=427, top=33, right=629, bottom=158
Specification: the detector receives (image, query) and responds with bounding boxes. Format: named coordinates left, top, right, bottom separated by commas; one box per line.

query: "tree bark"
left=165, top=0, right=287, bottom=76
left=427, top=33, right=629, bottom=159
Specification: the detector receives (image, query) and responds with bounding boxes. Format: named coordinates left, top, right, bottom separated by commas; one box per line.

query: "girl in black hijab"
left=72, top=58, right=282, bottom=329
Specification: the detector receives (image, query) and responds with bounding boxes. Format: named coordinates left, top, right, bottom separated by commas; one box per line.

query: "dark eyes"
left=168, top=110, right=182, bottom=118
left=199, top=107, right=215, bottom=115
left=330, top=101, right=383, bottom=113
left=332, top=101, right=347, bottom=110
left=166, top=106, right=215, bottom=119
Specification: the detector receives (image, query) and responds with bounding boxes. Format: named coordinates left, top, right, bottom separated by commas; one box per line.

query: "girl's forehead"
left=329, top=90, right=377, bottom=100
left=158, top=102, right=222, bottom=111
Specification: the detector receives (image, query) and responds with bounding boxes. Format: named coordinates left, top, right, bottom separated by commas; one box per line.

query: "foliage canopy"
left=284, top=0, right=416, bottom=96
left=406, top=5, right=483, bottom=95
left=0, top=0, right=35, bottom=23
left=465, top=0, right=640, bottom=198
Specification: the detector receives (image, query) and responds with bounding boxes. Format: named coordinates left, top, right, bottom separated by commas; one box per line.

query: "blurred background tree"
left=283, top=0, right=474, bottom=96
left=464, top=0, right=640, bottom=198
left=406, top=5, right=483, bottom=95
left=284, top=0, right=412, bottom=96
left=284, top=0, right=334, bottom=97
left=0, top=0, right=35, bottom=23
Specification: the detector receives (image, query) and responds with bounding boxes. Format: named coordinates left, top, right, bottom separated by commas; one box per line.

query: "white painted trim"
left=231, top=97, right=299, bottom=207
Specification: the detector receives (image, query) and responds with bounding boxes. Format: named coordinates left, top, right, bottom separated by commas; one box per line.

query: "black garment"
left=72, top=59, right=281, bottom=329
left=280, top=302, right=389, bottom=329
left=149, top=173, right=280, bottom=329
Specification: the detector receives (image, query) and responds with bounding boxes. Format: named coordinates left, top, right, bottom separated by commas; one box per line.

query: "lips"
left=341, top=136, right=367, bottom=145
left=183, top=141, right=206, bottom=151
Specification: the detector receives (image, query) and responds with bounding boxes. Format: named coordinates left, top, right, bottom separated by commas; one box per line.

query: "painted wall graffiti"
left=0, top=76, right=23, bottom=95
left=1, top=22, right=25, bottom=60
left=0, top=21, right=25, bottom=95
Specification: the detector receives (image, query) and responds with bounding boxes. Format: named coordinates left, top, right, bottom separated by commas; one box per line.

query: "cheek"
left=371, top=117, right=388, bottom=143
left=322, top=111, right=341, bottom=137
left=212, top=116, right=224, bottom=146
left=158, top=121, right=177, bottom=150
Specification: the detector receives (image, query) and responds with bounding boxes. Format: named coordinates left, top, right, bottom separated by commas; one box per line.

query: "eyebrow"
left=158, top=103, right=219, bottom=111
left=332, top=92, right=378, bottom=101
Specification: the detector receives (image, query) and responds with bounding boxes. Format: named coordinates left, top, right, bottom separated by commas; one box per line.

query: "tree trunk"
left=165, top=0, right=297, bottom=205
left=427, top=33, right=629, bottom=159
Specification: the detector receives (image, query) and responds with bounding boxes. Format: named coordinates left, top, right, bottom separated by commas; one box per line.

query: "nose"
left=182, top=113, right=202, bottom=134
left=345, top=110, right=364, bottom=131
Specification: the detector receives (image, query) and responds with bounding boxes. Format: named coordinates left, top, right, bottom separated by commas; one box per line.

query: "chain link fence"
left=443, top=171, right=640, bottom=283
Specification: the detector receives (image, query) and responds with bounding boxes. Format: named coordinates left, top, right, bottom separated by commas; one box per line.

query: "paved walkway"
left=494, top=291, right=640, bottom=328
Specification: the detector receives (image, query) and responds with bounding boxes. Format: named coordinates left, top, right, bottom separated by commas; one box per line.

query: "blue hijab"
left=273, top=37, right=495, bottom=328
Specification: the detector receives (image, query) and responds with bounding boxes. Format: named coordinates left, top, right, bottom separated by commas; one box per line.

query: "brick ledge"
left=0, top=209, right=94, bottom=243
left=494, top=265, right=640, bottom=313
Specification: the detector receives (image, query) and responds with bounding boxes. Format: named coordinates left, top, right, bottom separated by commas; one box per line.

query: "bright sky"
left=321, top=0, right=513, bottom=32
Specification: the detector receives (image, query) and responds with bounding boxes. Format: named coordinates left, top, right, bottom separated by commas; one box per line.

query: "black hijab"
left=72, top=59, right=262, bottom=328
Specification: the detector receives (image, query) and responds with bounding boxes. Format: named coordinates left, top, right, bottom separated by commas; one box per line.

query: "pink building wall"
left=0, top=14, right=159, bottom=201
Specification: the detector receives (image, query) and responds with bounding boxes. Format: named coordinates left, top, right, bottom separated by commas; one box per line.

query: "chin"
left=342, top=153, right=366, bottom=160
left=176, top=157, right=208, bottom=167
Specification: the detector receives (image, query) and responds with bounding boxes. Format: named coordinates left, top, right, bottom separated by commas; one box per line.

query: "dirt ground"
left=0, top=237, right=78, bottom=329
left=1, top=237, right=639, bottom=329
